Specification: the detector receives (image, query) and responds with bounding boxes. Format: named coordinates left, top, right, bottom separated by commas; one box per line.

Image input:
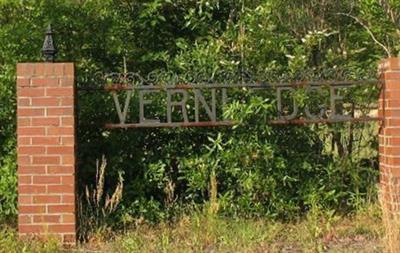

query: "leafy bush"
left=0, top=0, right=391, bottom=224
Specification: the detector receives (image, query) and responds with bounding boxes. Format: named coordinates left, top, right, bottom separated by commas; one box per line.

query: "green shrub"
left=0, top=0, right=388, bottom=223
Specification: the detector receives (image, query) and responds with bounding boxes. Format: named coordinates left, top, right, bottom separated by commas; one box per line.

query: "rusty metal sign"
left=90, top=76, right=381, bottom=128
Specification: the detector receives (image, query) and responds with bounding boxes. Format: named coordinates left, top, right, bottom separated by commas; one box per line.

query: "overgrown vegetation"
left=79, top=156, right=124, bottom=241
left=1, top=0, right=399, bottom=249
left=0, top=203, right=383, bottom=252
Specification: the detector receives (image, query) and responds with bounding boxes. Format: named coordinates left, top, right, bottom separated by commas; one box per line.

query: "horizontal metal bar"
left=105, top=116, right=382, bottom=128
left=78, top=79, right=380, bottom=91
left=269, top=116, right=383, bottom=125
left=105, top=121, right=236, bottom=129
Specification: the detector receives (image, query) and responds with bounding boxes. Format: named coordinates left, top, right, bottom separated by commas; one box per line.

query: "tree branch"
left=337, top=12, right=391, bottom=57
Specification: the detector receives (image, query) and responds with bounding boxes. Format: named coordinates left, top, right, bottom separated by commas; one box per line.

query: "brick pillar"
left=16, top=63, right=76, bottom=245
left=379, top=58, right=400, bottom=213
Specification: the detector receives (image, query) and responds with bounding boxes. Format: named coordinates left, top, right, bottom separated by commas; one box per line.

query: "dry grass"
left=76, top=203, right=382, bottom=252
left=0, top=224, right=61, bottom=253
left=78, top=156, right=124, bottom=242
left=0, top=203, right=383, bottom=252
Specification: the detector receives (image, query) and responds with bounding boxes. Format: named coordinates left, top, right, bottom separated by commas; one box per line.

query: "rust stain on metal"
left=269, top=117, right=383, bottom=125
left=105, top=121, right=236, bottom=129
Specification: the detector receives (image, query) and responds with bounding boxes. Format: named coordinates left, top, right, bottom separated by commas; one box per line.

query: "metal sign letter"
left=277, top=87, right=298, bottom=121
left=194, top=89, right=217, bottom=122
left=139, top=90, right=161, bottom=124
left=330, top=86, right=351, bottom=121
left=112, top=90, right=133, bottom=124
left=167, top=89, right=189, bottom=123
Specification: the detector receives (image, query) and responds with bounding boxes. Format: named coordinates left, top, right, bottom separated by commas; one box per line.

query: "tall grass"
left=78, top=156, right=124, bottom=242
left=107, top=204, right=381, bottom=253
left=0, top=202, right=382, bottom=252
left=0, top=225, right=60, bottom=253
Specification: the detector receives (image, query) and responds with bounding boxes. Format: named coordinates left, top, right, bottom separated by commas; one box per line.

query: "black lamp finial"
left=42, top=24, right=57, bottom=62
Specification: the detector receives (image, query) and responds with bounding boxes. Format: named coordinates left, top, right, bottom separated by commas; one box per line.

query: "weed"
left=0, top=203, right=383, bottom=252
left=0, top=225, right=60, bottom=253
left=78, top=155, right=124, bottom=242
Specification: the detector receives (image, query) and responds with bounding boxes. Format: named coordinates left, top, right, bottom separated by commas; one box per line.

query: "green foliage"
left=0, top=0, right=393, bottom=223
left=0, top=225, right=60, bottom=253
left=0, top=148, right=16, bottom=220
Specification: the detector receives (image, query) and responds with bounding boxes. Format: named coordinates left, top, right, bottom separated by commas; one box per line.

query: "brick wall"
left=379, top=58, right=400, bottom=213
left=16, top=63, right=76, bottom=245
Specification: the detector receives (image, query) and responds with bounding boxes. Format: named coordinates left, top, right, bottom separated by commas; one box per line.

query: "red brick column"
left=379, top=58, right=400, bottom=213
left=16, top=63, right=76, bottom=245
